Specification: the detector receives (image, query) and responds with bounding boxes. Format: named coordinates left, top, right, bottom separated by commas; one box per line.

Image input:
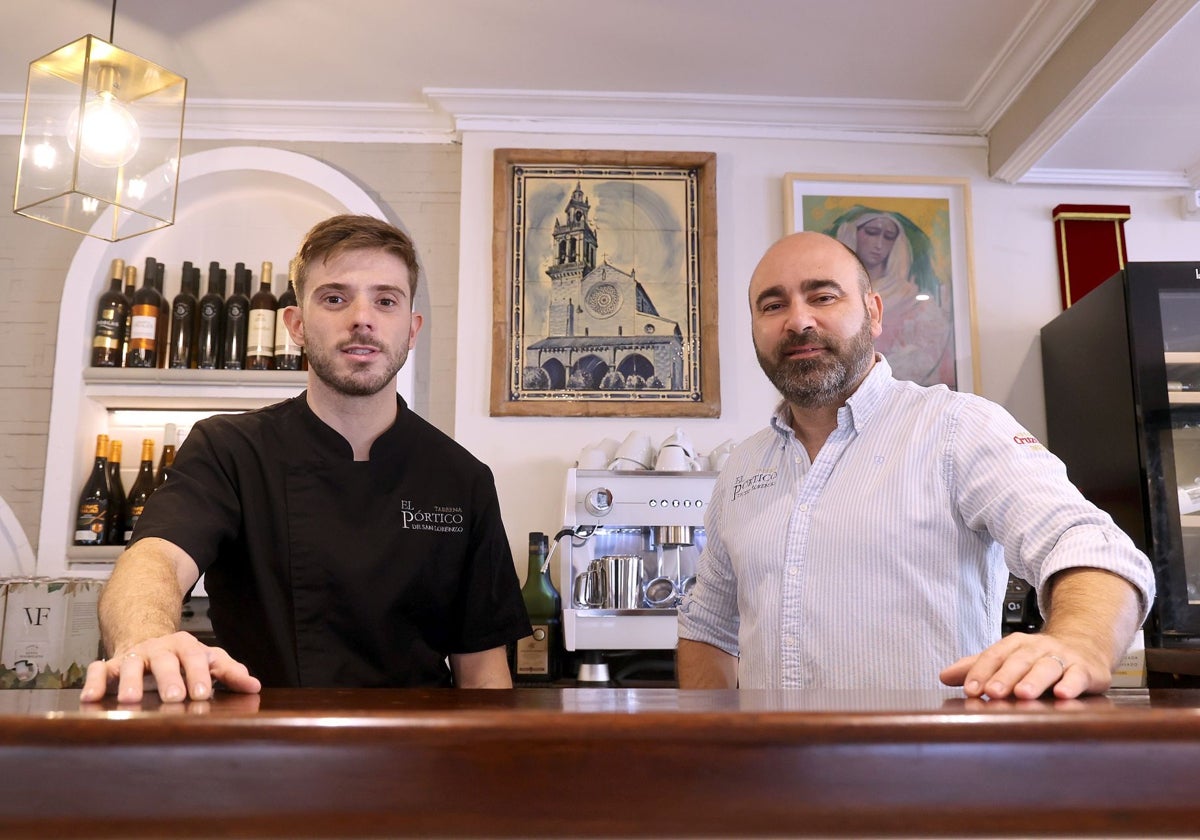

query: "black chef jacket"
left=132, top=393, right=530, bottom=688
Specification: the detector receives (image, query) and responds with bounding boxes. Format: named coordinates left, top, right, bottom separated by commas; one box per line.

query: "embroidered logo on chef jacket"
left=398, top=499, right=466, bottom=533
left=732, top=468, right=778, bottom=501
left=1011, top=431, right=1046, bottom=452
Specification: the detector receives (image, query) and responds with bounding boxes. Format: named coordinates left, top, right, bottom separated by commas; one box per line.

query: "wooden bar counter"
left=2, top=687, right=1200, bottom=837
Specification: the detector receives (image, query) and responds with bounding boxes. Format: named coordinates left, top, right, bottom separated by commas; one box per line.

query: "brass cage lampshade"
left=14, top=34, right=186, bottom=241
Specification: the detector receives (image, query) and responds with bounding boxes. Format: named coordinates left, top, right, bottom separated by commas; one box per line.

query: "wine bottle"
left=275, top=258, right=303, bottom=371
left=246, top=260, right=278, bottom=370
left=90, top=258, right=128, bottom=367
left=154, top=260, right=169, bottom=369
left=120, top=264, right=137, bottom=366
left=106, top=439, right=126, bottom=546
left=123, top=438, right=156, bottom=544
left=196, top=261, right=224, bottom=370
left=222, top=263, right=251, bottom=370
left=168, top=262, right=198, bottom=369
left=73, top=434, right=111, bottom=547
left=511, top=532, right=563, bottom=684
left=125, top=260, right=162, bottom=368
left=155, top=423, right=177, bottom=488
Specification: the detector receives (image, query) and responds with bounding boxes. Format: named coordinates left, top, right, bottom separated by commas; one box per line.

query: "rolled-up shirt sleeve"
left=949, top=395, right=1156, bottom=621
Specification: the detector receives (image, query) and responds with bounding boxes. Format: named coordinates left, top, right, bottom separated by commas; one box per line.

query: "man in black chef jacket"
left=81, top=214, right=531, bottom=702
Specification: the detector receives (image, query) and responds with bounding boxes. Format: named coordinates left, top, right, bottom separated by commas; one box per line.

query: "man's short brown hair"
left=295, top=214, right=420, bottom=305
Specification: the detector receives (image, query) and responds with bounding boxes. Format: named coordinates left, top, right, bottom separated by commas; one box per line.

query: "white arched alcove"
left=38, top=146, right=415, bottom=574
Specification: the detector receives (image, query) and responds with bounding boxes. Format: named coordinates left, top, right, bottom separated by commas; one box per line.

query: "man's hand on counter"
left=79, top=631, right=262, bottom=704
left=942, top=568, right=1142, bottom=700
left=938, top=631, right=1112, bottom=700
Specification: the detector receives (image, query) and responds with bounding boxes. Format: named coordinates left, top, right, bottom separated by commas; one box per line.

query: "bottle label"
left=93, top=307, right=123, bottom=349
left=247, top=310, right=275, bottom=356
left=124, top=502, right=146, bottom=542
left=129, top=311, right=157, bottom=346
left=515, top=624, right=551, bottom=675
left=75, top=501, right=108, bottom=545
left=274, top=309, right=301, bottom=356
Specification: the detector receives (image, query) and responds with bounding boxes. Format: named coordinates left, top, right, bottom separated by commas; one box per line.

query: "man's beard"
left=756, top=314, right=875, bottom=409
left=305, top=333, right=410, bottom=397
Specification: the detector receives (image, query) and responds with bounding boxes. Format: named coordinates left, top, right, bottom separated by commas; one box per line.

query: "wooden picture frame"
left=784, top=173, right=980, bottom=393
left=491, top=149, right=719, bottom=417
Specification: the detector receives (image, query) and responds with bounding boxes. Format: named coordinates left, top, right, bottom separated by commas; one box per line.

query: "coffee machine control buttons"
left=584, top=487, right=614, bottom=517
left=648, top=498, right=704, bottom=508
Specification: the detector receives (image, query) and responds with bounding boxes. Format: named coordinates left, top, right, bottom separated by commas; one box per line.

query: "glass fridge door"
left=1155, top=290, right=1200, bottom=635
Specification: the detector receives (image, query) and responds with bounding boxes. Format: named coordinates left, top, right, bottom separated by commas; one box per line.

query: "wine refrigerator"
left=1041, top=262, right=1200, bottom=649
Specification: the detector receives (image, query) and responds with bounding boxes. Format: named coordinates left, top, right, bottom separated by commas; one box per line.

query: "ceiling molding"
left=1, top=88, right=997, bottom=144
left=0, top=95, right=458, bottom=143
left=990, top=0, right=1197, bottom=183
left=1018, top=166, right=1192, bottom=187
left=425, top=88, right=986, bottom=137
left=179, top=98, right=457, bottom=143
left=966, top=0, right=1096, bottom=132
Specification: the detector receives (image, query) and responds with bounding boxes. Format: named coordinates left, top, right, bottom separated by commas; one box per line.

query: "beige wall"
left=451, top=131, right=1200, bottom=566
left=0, top=138, right=460, bottom=554
left=6, top=128, right=1200, bottom=575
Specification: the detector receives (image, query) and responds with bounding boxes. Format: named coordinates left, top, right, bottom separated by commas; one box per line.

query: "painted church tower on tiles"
left=529, top=182, right=683, bottom=391
left=546, top=182, right=598, bottom=336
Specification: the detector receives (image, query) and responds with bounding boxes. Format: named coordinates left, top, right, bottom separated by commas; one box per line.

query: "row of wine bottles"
left=74, top=427, right=177, bottom=547
left=91, top=257, right=306, bottom=371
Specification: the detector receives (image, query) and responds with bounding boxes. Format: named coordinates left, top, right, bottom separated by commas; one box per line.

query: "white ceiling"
left=2, top=0, right=1198, bottom=186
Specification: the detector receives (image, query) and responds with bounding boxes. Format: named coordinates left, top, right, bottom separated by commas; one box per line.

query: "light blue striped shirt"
left=678, top=358, right=1155, bottom=689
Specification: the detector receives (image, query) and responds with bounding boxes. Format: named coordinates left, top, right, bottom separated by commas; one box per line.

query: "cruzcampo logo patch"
left=398, top=500, right=466, bottom=533
left=1012, top=431, right=1046, bottom=452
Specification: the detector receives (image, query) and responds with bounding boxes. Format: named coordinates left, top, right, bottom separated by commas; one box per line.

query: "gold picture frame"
left=784, top=173, right=980, bottom=393
left=491, top=149, right=719, bottom=417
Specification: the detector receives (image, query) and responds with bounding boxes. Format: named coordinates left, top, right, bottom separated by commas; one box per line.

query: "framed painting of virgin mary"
left=784, top=173, right=979, bottom=393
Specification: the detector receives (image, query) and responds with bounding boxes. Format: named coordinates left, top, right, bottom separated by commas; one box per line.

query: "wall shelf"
left=83, top=368, right=307, bottom=410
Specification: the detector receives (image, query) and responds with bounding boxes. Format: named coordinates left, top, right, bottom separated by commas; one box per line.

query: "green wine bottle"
left=511, top=532, right=562, bottom=684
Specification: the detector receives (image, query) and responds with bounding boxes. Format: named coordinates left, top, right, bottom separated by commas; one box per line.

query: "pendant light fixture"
left=13, top=0, right=187, bottom=241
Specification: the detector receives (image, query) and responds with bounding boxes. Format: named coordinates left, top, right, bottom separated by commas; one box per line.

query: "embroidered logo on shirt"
left=1012, top=432, right=1046, bottom=452
left=732, top=468, right=778, bottom=501
left=399, top=500, right=466, bottom=533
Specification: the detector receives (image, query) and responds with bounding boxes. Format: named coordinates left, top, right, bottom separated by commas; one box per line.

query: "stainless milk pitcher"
left=599, top=554, right=643, bottom=609
left=573, top=559, right=605, bottom=608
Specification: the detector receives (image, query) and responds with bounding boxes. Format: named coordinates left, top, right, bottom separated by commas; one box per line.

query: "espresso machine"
left=559, top=468, right=716, bottom=665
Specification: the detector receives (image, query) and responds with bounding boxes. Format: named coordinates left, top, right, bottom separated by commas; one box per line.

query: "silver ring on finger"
left=1044, top=654, right=1067, bottom=674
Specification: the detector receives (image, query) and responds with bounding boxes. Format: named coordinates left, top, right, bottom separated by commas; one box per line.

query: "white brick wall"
left=0, top=137, right=461, bottom=555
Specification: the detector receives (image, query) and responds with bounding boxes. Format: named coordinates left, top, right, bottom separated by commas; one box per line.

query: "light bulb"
left=31, top=140, right=57, bottom=170
left=67, top=91, right=140, bottom=168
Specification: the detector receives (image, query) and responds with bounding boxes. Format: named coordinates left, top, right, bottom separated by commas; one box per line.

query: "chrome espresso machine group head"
left=561, top=468, right=716, bottom=652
